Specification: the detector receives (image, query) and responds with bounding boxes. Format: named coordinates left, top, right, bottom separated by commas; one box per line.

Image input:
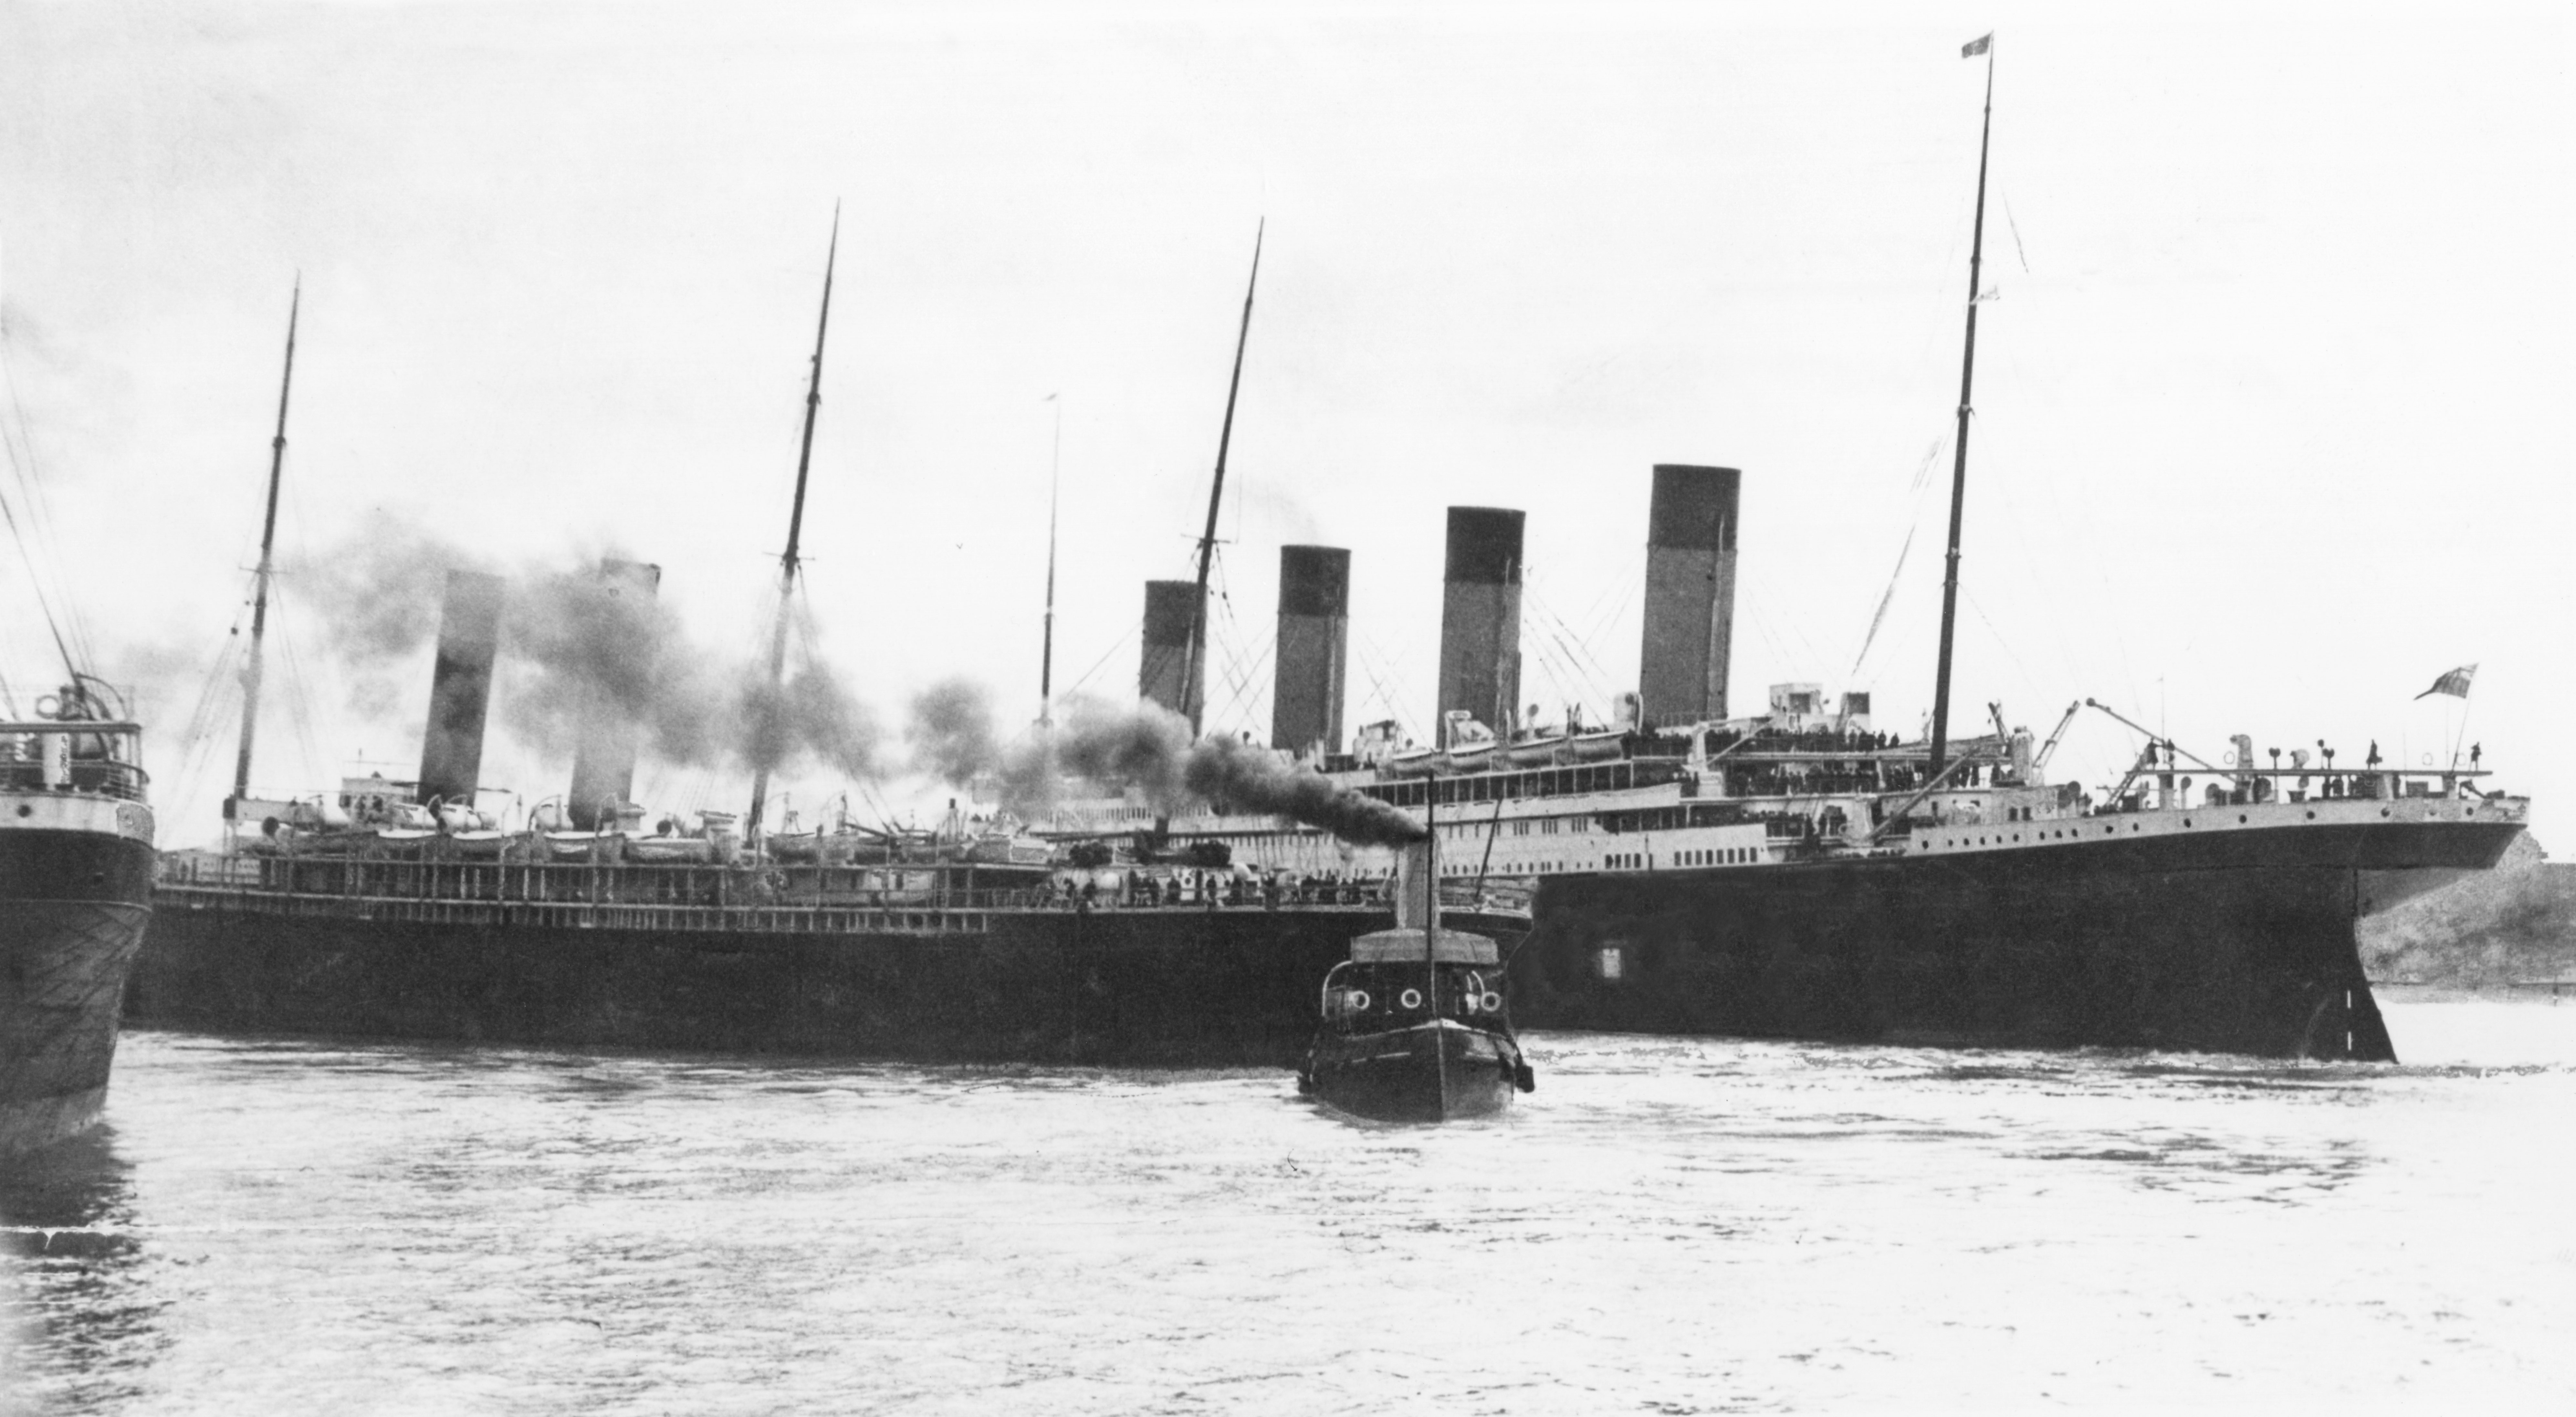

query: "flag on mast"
left=2414, top=664, right=2477, bottom=700
left=1962, top=33, right=1991, bottom=58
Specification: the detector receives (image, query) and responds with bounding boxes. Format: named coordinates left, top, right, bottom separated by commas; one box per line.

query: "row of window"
left=1596, top=844, right=1761, bottom=872
left=1361, top=760, right=1689, bottom=809
left=1674, top=847, right=1758, bottom=867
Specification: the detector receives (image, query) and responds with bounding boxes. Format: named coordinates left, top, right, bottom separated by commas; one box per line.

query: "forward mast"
left=227, top=280, right=300, bottom=820
left=1176, top=220, right=1264, bottom=736
left=747, top=209, right=841, bottom=838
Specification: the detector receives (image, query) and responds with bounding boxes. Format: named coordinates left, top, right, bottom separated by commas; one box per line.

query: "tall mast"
left=1039, top=395, right=1061, bottom=727
left=229, top=279, right=299, bottom=813
left=1178, top=219, right=1264, bottom=737
left=747, top=206, right=840, bottom=837
left=1928, top=38, right=1995, bottom=775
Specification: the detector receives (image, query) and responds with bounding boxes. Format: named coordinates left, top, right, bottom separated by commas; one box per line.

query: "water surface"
left=7, top=998, right=2573, bottom=1412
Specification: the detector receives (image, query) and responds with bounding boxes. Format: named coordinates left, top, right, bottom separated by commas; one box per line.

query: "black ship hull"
left=2, top=830, right=156, bottom=1155
left=1513, top=817, right=2524, bottom=1061
left=1303, top=1021, right=1519, bottom=1123
left=130, top=891, right=1530, bottom=1068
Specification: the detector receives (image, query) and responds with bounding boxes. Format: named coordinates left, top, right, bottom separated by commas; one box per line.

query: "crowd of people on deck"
left=1046, top=867, right=1385, bottom=911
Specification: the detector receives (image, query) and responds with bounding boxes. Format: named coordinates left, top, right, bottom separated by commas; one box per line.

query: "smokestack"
left=1638, top=465, right=1741, bottom=730
left=1139, top=579, right=1203, bottom=722
left=1391, top=837, right=1435, bottom=929
left=1437, top=507, right=1523, bottom=746
left=566, top=558, right=662, bottom=830
left=415, top=569, right=506, bottom=811
left=1271, top=545, right=1349, bottom=756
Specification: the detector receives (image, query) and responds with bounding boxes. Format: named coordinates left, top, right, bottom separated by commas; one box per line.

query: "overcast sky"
left=0, top=0, right=2567, bottom=845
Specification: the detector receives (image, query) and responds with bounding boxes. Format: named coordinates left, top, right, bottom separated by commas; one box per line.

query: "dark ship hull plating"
left=3, top=829, right=155, bottom=1154
left=1305, top=1021, right=1518, bottom=1123
left=1513, top=814, right=2523, bottom=1060
left=131, top=885, right=1531, bottom=1068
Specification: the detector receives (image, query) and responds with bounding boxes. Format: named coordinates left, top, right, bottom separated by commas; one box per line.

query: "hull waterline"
left=1305, top=1020, right=1518, bottom=1124
left=3, top=825, right=156, bottom=1156
left=1513, top=816, right=2524, bottom=1061
left=132, top=884, right=1530, bottom=1068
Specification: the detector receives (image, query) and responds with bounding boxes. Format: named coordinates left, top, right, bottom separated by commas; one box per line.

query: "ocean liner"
left=135, top=48, right=2527, bottom=1067
left=130, top=220, right=1521, bottom=1067
left=1028, top=38, right=2529, bottom=1061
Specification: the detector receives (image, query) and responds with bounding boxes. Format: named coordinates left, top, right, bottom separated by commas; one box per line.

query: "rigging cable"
left=1349, top=628, right=1423, bottom=743
left=1060, top=623, right=1136, bottom=701
left=1520, top=576, right=1611, bottom=704
left=0, top=470, right=84, bottom=687
left=1519, top=580, right=1613, bottom=724
left=0, top=328, right=96, bottom=677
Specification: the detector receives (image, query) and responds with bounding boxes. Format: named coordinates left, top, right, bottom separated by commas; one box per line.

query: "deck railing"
left=0, top=721, right=149, bottom=803
left=152, top=853, right=1525, bottom=914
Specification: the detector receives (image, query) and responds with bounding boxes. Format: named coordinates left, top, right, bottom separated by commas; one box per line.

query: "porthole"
left=2306, top=811, right=2316, bottom=820
left=2183, top=818, right=2193, bottom=828
left=2381, top=809, right=2391, bottom=818
left=2238, top=815, right=2247, bottom=824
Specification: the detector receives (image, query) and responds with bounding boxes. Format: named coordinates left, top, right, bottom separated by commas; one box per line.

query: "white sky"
left=0, top=0, right=2567, bottom=847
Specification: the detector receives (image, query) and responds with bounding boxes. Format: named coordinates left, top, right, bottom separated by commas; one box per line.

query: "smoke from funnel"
left=1181, top=730, right=1426, bottom=846
left=298, top=513, right=879, bottom=782
left=985, top=693, right=1423, bottom=846
left=905, top=676, right=998, bottom=788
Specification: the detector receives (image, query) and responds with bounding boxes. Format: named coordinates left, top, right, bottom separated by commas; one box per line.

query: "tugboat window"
left=1597, top=945, right=1625, bottom=981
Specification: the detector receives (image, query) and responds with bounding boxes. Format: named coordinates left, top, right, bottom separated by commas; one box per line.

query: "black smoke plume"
left=298, top=513, right=879, bottom=780
left=982, top=692, right=1424, bottom=846
left=906, top=676, right=998, bottom=788
left=1180, top=731, right=1427, bottom=847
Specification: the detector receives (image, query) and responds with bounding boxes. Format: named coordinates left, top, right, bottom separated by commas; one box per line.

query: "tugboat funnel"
left=1392, top=838, right=1435, bottom=929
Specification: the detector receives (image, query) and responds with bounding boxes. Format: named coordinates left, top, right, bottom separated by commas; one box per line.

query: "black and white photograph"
left=3, top=1, right=2571, bottom=1410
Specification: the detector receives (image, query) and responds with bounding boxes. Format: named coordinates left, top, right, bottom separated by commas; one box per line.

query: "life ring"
left=1346, top=990, right=1371, bottom=1013
left=1399, top=988, right=1423, bottom=1010
left=1481, top=992, right=1503, bottom=1013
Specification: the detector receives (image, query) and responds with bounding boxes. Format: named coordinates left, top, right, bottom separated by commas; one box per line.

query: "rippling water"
left=6, top=997, right=2574, bottom=1413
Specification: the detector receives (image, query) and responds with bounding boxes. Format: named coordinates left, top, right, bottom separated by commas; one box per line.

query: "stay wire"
left=0, top=331, right=97, bottom=673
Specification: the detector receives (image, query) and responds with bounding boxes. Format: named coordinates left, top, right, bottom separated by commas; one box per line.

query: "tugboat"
left=1301, top=830, right=1536, bottom=1123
